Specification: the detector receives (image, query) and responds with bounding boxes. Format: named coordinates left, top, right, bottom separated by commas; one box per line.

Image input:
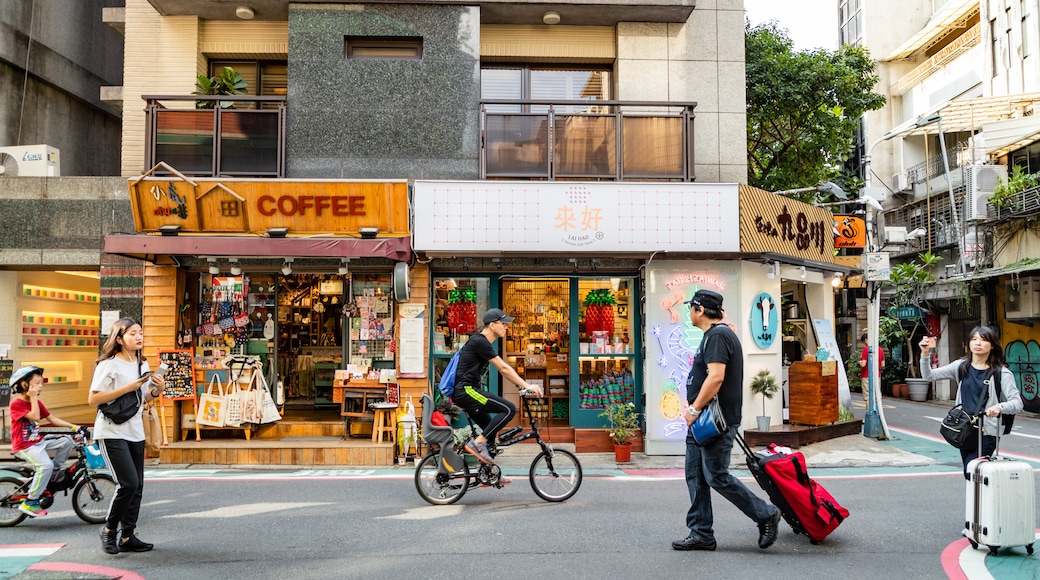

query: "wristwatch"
left=688, top=405, right=700, bottom=416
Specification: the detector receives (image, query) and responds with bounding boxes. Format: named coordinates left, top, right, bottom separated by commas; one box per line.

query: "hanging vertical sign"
left=748, top=293, right=779, bottom=349
left=833, top=215, right=866, bottom=248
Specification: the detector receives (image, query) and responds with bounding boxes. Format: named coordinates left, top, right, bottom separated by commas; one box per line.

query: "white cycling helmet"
left=10, top=365, right=44, bottom=391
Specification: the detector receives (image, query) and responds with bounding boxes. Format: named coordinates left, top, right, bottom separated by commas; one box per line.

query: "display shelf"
left=20, top=312, right=101, bottom=348
left=21, top=360, right=81, bottom=383
left=22, top=285, right=99, bottom=303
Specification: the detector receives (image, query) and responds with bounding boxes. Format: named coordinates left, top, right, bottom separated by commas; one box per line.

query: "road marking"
left=0, top=545, right=63, bottom=558
left=378, top=505, right=464, bottom=520
left=163, top=502, right=333, bottom=519
left=27, top=562, right=144, bottom=580
left=925, top=416, right=1040, bottom=440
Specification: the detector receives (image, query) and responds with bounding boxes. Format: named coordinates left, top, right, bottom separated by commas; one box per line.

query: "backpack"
left=438, top=349, right=463, bottom=400
left=958, top=361, right=1014, bottom=434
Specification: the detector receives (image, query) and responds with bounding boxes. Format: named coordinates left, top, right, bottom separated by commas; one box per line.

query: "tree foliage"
left=746, top=21, right=886, bottom=198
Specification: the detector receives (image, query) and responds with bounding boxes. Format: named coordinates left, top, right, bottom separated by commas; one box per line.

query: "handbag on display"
left=254, top=373, right=282, bottom=424
left=690, top=397, right=728, bottom=446
left=197, top=374, right=228, bottom=428
left=225, top=381, right=244, bottom=427
left=241, top=372, right=262, bottom=424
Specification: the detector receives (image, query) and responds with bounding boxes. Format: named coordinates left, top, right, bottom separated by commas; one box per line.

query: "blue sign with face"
left=749, top=293, right=779, bottom=349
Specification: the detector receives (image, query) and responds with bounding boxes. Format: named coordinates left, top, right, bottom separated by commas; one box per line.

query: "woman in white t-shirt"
left=88, top=318, right=165, bottom=555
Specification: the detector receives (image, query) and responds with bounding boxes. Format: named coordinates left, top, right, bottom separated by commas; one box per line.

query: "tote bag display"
left=225, top=381, right=244, bottom=427
left=241, top=372, right=262, bottom=424
left=254, top=373, right=282, bottom=425
left=197, top=374, right=228, bottom=428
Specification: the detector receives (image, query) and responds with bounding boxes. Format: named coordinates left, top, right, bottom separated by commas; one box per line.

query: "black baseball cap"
left=685, top=289, right=724, bottom=311
left=482, top=308, right=514, bottom=325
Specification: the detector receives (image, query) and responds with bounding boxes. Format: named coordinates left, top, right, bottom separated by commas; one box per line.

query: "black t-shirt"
left=454, top=332, right=498, bottom=389
left=686, top=323, right=744, bottom=425
left=960, top=365, right=991, bottom=414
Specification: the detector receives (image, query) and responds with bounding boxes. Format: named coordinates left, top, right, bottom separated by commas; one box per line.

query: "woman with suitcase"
left=920, top=326, right=1022, bottom=476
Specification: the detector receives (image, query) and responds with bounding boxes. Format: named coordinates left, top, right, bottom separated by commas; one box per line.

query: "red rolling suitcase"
left=736, top=435, right=849, bottom=544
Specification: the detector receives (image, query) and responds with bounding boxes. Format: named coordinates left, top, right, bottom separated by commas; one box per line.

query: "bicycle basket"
left=84, top=443, right=106, bottom=469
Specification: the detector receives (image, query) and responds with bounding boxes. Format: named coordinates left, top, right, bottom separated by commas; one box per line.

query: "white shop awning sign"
left=412, top=181, right=741, bottom=254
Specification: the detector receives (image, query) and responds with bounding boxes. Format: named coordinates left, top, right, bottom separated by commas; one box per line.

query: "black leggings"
left=453, top=385, right=516, bottom=442
left=98, top=439, right=146, bottom=537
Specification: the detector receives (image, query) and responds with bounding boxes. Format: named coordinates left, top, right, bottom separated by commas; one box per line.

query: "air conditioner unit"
left=0, top=145, right=61, bottom=177
left=964, top=164, right=1007, bottom=221
left=1005, top=276, right=1040, bottom=319
left=892, top=172, right=909, bottom=192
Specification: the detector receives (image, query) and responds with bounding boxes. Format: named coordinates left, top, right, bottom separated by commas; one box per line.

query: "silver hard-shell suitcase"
left=963, top=418, right=1035, bottom=555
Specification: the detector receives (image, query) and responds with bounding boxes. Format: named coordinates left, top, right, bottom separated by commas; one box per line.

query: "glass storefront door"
left=430, top=274, right=640, bottom=430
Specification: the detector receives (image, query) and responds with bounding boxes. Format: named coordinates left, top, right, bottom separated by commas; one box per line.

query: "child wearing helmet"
left=9, top=365, right=78, bottom=517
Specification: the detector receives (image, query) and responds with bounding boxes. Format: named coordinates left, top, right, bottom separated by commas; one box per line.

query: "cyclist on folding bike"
left=452, top=309, right=543, bottom=465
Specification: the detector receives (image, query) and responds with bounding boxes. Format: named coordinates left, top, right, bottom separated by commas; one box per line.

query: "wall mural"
left=1006, top=339, right=1040, bottom=413
left=644, top=262, right=741, bottom=448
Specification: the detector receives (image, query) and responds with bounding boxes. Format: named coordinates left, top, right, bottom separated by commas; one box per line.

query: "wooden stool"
left=370, top=403, right=398, bottom=444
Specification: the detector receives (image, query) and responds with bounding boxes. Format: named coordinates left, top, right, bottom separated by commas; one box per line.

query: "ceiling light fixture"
left=799, top=266, right=807, bottom=279
left=207, top=257, right=220, bottom=276
left=542, top=10, right=561, bottom=25
left=281, top=258, right=294, bottom=276
left=766, top=263, right=775, bottom=280
left=236, top=6, right=255, bottom=19
left=832, top=272, right=843, bottom=287
left=338, top=258, right=350, bottom=276
left=229, top=257, right=241, bottom=276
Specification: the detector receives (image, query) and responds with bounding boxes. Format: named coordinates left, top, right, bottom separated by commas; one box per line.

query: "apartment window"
left=839, top=0, right=863, bottom=46
left=991, top=18, right=1000, bottom=76
left=481, top=66, right=611, bottom=113
left=1022, top=0, right=1031, bottom=58
left=209, top=60, right=287, bottom=110
left=345, top=36, right=422, bottom=60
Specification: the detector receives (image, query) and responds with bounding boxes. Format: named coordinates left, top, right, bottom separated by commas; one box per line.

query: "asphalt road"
left=3, top=397, right=1039, bottom=579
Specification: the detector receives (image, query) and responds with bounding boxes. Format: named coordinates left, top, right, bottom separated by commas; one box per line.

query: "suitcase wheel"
left=810, top=539, right=819, bottom=545
left=1027, top=544, right=1034, bottom=555
left=989, top=545, right=1000, bottom=556
left=968, top=540, right=979, bottom=550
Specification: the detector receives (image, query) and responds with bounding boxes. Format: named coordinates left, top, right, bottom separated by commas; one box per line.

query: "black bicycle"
left=0, top=428, right=116, bottom=526
left=415, top=390, right=583, bottom=505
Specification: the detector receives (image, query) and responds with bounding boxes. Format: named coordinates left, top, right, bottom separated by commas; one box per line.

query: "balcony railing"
left=480, top=100, right=697, bottom=181
left=143, top=95, right=287, bottom=178
left=905, top=142, right=970, bottom=185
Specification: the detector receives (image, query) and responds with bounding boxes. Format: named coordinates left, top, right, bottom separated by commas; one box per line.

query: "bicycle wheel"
left=415, top=453, right=469, bottom=505
left=529, top=449, right=582, bottom=502
left=72, top=474, right=115, bottom=524
left=0, top=476, right=28, bottom=527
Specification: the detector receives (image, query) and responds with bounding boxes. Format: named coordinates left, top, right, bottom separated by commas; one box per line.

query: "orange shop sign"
left=128, top=178, right=409, bottom=236
left=833, top=215, right=866, bottom=248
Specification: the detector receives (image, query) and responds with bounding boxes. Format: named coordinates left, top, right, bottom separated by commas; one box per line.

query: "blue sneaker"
left=19, top=500, right=47, bottom=517
left=464, top=439, right=494, bottom=464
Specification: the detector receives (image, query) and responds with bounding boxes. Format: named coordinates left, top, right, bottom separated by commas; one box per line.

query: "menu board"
left=158, top=350, right=196, bottom=400
left=0, top=359, right=12, bottom=407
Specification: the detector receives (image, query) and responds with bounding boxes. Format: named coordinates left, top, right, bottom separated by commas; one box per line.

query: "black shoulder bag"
left=99, top=358, right=143, bottom=425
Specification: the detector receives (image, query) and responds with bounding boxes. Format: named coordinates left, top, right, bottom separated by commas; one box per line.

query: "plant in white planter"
left=749, top=369, right=780, bottom=432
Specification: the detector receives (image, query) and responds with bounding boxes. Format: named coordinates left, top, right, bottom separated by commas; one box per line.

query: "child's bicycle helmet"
left=10, top=365, right=44, bottom=392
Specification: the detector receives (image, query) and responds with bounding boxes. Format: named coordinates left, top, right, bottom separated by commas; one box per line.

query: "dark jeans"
left=452, top=385, right=515, bottom=443
left=961, top=435, right=997, bottom=479
left=684, top=426, right=775, bottom=541
left=98, top=439, right=146, bottom=537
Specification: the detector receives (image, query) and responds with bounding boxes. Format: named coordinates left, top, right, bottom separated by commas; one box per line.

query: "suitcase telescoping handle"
left=977, top=408, right=1008, bottom=458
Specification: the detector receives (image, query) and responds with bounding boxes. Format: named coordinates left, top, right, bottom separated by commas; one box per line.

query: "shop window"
left=347, top=274, right=395, bottom=364
left=431, top=278, right=492, bottom=385
left=577, top=278, right=635, bottom=410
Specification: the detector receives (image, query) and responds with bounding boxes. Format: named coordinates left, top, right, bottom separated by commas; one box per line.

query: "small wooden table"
left=338, top=381, right=385, bottom=439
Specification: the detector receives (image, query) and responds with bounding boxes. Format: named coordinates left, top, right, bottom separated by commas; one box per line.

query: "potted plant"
left=888, top=251, right=940, bottom=401
left=583, top=289, right=617, bottom=335
left=193, top=66, right=247, bottom=109
left=749, top=369, right=780, bottom=432
left=599, top=402, right=639, bottom=462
